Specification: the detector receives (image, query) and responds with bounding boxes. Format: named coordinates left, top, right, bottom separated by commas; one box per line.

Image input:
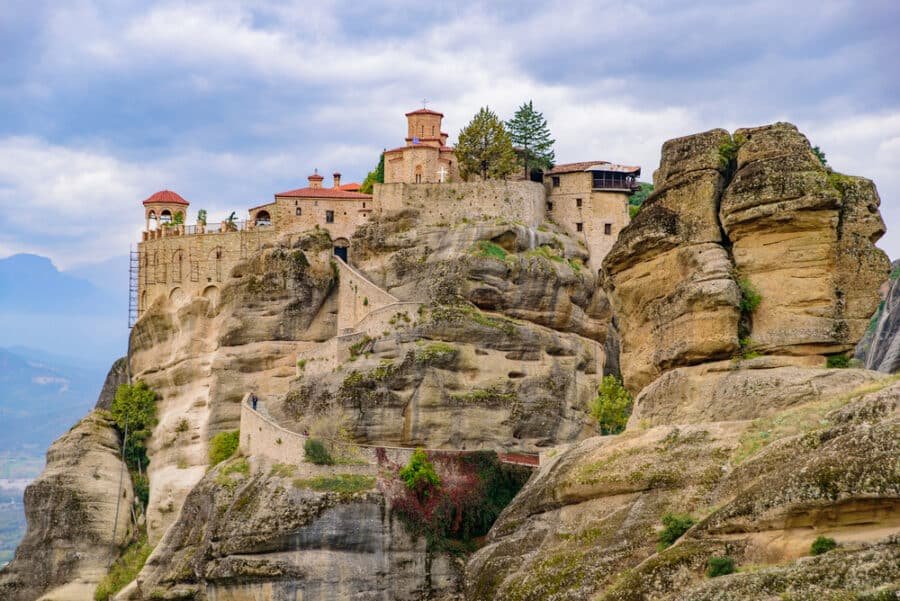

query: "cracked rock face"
left=0, top=411, right=134, bottom=601
left=603, top=123, right=889, bottom=395
left=119, top=456, right=464, bottom=601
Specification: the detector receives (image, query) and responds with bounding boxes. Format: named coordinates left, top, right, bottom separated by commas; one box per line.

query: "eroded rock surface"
left=467, top=381, right=900, bottom=601
left=0, top=410, right=134, bottom=601
left=603, top=123, right=888, bottom=395
left=119, top=456, right=464, bottom=601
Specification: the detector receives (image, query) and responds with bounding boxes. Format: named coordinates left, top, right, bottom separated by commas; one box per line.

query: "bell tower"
left=142, top=190, right=189, bottom=231
left=405, top=108, right=444, bottom=147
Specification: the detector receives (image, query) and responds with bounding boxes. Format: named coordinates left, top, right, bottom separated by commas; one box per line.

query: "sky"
left=1, top=0, right=899, bottom=275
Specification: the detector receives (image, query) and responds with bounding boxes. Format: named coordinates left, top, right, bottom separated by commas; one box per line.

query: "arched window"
left=173, top=250, right=183, bottom=282
left=414, top=164, right=423, bottom=184
left=160, top=209, right=172, bottom=224
left=255, top=210, right=272, bottom=226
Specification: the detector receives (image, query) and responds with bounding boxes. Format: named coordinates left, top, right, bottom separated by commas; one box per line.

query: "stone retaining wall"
left=374, top=181, right=546, bottom=228
left=335, top=259, right=398, bottom=333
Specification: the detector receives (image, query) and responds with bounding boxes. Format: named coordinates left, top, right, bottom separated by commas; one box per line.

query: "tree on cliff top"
left=359, top=152, right=384, bottom=194
left=506, top=100, right=555, bottom=179
left=455, top=107, right=518, bottom=181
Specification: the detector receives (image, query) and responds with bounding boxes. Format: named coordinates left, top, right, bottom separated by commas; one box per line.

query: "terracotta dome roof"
left=405, top=108, right=444, bottom=117
left=142, top=190, right=190, bottom=206
left=308, top=173, right=324, bottom=180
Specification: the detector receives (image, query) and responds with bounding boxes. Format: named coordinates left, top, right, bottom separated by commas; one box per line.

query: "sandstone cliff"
left=467, top=123, right=898, bottom=600
left=0, top=410, right=134, bottom=601
left=6, top=122, right=897, bottom=601
left=603, top=123, right=888, bottom=394
left=857, top=260, right=900, bottom=373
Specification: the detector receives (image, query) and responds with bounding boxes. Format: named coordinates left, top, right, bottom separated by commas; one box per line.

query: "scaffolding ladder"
left=128, top=248, right=139, bottom=328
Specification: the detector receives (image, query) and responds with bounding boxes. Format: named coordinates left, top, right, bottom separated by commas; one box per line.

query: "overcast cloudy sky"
left=1, top=0, right=899, bottom=270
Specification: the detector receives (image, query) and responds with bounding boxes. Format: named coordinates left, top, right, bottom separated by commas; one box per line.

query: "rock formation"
left=603, top=122, right=888, bottom=395
left=857, top=260, right=900, bottom=372
left=0, top=411, right=134, bottom=601
left=117, top=456, right=464, bottom=600
left=5, top=122, right=897, bottom=601
left=467, top=123, right=898, bottom=600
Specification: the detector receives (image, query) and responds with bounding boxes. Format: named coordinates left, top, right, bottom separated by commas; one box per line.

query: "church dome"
left=142, top=190, right=190, bottom=206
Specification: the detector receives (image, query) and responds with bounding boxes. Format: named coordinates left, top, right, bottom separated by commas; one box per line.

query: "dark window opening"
left=362, top=202, right=366, bottom=208
left=547, top=201, right=553, bottom=211
left=552, top=176, right=560, bottom=187
left=325, top=210, right=334, bottom=223
left=576, top=222, right=583, bottom=232
left=576, top=198, right=582, bottom=208
left=604, top=223, right=612, bottom=235
left=296, top=207, right=302, bottom=216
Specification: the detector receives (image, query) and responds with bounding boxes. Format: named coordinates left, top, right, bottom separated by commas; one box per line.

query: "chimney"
left=308, top=168, right=324, bottom=190
left=333, top=172, right=341, bottom=189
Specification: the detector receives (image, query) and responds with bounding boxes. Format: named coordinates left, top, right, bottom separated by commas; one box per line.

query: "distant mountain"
left=0, top=253, right=128, bottom=360
left=0, top=347, right=105, bottom=453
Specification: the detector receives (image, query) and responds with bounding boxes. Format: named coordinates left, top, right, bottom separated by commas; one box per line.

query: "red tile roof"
left=142, top=190, right=189, bottom=205
left=405, top=108, right=444, bottom=117
left=546, top=161, right=640, bottom=175
left=308, top=173, right=324, bottom=180
left=275, top=186, right=372, bottom=200
left=339, top=182, right=362, bottom=192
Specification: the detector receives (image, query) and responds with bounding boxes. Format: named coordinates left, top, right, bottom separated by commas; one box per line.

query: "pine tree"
left=455, top=107, right=518, bottom=181
left=359, top=152, right=385, bottom=194
left=506, top=100, right=555, bottom=179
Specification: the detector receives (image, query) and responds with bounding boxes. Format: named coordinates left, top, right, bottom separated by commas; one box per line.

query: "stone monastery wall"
left=137, top=227, right=276, bottom=314
left=374, top=181, right=546, bottom=227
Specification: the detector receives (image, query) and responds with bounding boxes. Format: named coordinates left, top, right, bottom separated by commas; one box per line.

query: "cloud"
left=0, top=0, right=898, bottom=269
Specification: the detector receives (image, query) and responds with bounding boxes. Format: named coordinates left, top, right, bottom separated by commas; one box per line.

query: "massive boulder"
left=118, top=456, right=464, bottom=600
left=602, top=129, right=741, bottom=393
left=721, top=123, right=888, bottom=356
left=0, top=410, right=134, bottom=601
left=603, top=122, right=889, bottom=395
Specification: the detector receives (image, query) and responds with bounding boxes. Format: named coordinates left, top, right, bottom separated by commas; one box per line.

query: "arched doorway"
left=333, top=237, right=350, bottom=263
left=255, top=210, right=272, bottom=227
left=202, top=285, right=219, bottom=309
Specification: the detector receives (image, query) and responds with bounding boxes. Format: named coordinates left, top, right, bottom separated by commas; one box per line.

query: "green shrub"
left=706, top=555, right=735, bottom=577
left=175, top=418, right=190, bottom=433
left=589, top=375, right=633, bottom=435
left=293, top=474, right=375, bottom=494
left=93, top=534, right=152, bottom=600
left=629, top=204, right=641, bottom=219
left=132, top=473, right=149, bottom=506
left=826, top=354, right=851, bottom=369
left=208, top=430, right=240, bottom=465
left=738, top=278, right=762, bottom=313
left=399, top=448, right=441, bottom=499
left=475, top=240, right=508, bottom=261
left=111, top=381, right=158, bottom=470
left=811, top=535, right=837, bottom=555
left=304, top=438, right=334, bottom=465
left=657, top=513, right=694, bottom=550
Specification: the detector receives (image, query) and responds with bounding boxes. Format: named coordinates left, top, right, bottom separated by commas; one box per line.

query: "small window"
left=576, top=198, right=582, bottom=208
left=295, top=207, right=302, bottom=216
left=604, top=223, right=612, bottom=235
left=325, top=210, right=334, bottom=223
left=552, top=176, right=560, bottom=187
left=362, top=202, right=366, bottom=208
left=547, top=201, right=553, bottom=211
left=576, top=222, right=583, bottom=232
